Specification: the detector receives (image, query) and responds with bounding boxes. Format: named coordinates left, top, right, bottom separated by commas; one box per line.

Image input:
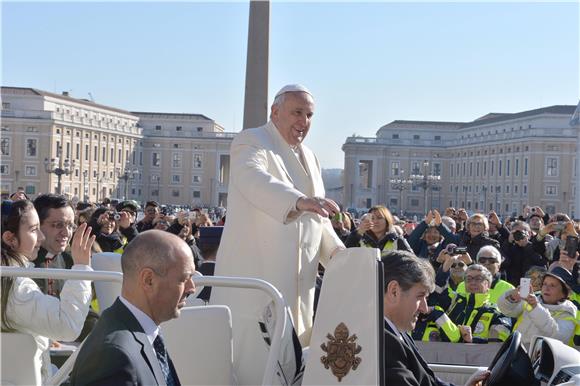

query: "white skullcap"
left=274, top=84, right=312, bottom=99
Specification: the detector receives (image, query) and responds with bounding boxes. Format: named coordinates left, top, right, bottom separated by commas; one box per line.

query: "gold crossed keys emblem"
left=320, top=322, right=362, bottom=381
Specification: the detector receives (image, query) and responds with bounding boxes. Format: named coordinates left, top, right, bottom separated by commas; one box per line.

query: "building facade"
left=0, top=87, right=233, bottom=206
left=343, top=105, right=578, bottom=218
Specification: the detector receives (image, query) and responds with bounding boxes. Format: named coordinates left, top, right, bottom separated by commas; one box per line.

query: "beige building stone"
left=342, top=105, right=578, bottom=218
left=1, top=87, right=232, bottom=207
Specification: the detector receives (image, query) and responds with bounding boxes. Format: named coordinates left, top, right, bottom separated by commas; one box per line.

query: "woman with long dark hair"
left=1, top=200, right=95, bottom=381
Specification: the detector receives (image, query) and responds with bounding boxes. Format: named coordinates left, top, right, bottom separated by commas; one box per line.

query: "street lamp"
left=44, top=157, right=75, bottom=195
left=96, top=175, right=107, bottom=203
left=410, top=160, right=441, bottom=212
left=389, top=169, right=412, bottom=217
left=117, top=168, right=139, bottom=200
left=82, top=170, right=88, bottom=202
left=151, top=175, right=160, bottom=201
left=481, top=186, right=488, bottom=212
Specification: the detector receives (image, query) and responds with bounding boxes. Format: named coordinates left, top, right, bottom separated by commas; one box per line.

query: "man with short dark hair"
left=33, top=193, right=99, bottom=341
left=136, top=201, right=159, bottom=233
left=383, top=250, right=489, bottom=386
left=70, top=230, right=196, bottom=385
left=33, top=194, right=77, bottom=294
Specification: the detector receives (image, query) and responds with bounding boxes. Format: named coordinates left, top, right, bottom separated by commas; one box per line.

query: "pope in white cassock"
left=211, top=84, right=345, bottom=385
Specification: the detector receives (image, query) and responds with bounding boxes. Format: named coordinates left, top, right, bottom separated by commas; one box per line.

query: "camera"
left=447, top=245, right=467, bottom=254
left=108, top=211, right=121, bottom=221
left=513, top=230, right=527, bottom=241
left=530, top=207, right=536, bottom=213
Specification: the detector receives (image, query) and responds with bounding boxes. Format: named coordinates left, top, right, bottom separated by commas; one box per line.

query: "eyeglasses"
left=470, top=222, right=485, bottom=227
left=46, top=221, right=76, bottom=232
left=451, top=262, right=466, bottom=268
left=465, top=275, right=486, bottom=283
left=478, top=257, right=498, bottom=264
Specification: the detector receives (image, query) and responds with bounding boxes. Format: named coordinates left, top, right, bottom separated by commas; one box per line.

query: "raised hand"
left=71, top=223, right=96, bottom=266
left=433, top=209, right=442, bottom=226
left=425, top=210, right=433, bottom=225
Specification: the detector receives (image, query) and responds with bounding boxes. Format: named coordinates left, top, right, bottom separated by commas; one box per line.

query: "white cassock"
left=211, top=120, right=344, bottom=385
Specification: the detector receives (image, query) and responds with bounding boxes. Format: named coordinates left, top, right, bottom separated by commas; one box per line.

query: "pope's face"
left=271, top=92, right=314, bottom=146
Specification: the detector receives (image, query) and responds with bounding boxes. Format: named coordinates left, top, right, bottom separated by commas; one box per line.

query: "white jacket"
left=5, top=263, right=93, bottom=381
left=211, top=121, right=344, bottom=385
left=497, top=291, right=577, bottom=346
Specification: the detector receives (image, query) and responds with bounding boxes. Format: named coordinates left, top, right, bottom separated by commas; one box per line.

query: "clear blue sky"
left=2, top=1, right=578, bottom=169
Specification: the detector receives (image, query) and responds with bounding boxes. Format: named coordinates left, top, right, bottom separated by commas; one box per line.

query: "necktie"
left=153, top=334, right=179, bottom=386
left=45, top=253, right=56, bottom=296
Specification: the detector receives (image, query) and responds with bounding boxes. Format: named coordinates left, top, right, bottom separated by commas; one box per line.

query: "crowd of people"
left=0, top=193, right=222, bottom=383
left=331, top=204, right=580, bottom=347
left=1, top=83, right=579, bottom=385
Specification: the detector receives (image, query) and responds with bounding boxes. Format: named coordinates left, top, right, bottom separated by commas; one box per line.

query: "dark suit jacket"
left=385, top=322, right=453, bottom=386
left=70, top=299, right=168, bottom=386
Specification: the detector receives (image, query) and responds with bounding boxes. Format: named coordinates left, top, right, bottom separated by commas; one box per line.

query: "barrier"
left=0, top=267, right=287, bottom=386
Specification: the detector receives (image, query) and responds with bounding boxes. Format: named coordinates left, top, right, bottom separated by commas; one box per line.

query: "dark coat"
left=70, top=299, right=174, bottom=386
left=438, top=224, right=500, bottom=261
left=501, top=242, right=548, bottom=286
left=384, top=321, right=453, bottom=386
left=345, top=230, right=412, bottom=253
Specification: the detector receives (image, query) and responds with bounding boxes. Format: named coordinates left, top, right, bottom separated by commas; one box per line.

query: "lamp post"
left=96, top=175, right=107, bottom=203
left=390, top=169, right=412, bottom=217
left=82, top=170, right=88, bottom=202
left=410, top=160, right=441, bottom=212
left=117, top=168, right=139, bottom=200
left=43, top=157, right=75, bottom=195
left=481, top=186, right=488, bottom=212
left=150, top=175, right=160, bottom=201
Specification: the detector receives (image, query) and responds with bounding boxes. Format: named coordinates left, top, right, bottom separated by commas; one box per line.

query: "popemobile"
left=1, top=247, right=579, bottom=385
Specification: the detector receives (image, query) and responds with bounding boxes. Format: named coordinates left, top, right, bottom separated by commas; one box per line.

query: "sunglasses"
left=451, top=262, right=466, bottom=268
left=478, top=257, right=498, bottom=264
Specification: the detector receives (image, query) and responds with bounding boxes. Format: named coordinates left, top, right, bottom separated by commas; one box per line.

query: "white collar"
left=119, top=295, right=159, bottom=345
left=384, top=316, right=404, bottom=342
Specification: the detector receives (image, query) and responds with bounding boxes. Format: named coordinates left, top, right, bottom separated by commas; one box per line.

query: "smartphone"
left=519, top=278, right=531, bottom=298
left=553, top=222, right=566, bottom=232
left=565, top=235, right=579, bottom=257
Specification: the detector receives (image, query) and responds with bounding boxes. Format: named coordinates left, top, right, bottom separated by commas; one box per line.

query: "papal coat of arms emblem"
left=320, top=322, right=362, bottom=382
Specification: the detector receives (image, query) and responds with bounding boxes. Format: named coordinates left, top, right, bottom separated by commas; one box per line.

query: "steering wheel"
left=484, top=331, right=521, bottom=386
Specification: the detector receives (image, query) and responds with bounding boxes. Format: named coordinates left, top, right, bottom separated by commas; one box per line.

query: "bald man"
left=70, top=230, right=196, bottom=386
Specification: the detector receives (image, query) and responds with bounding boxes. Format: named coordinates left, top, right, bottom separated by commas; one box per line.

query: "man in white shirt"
left=70, top=230, right=196, bottom=385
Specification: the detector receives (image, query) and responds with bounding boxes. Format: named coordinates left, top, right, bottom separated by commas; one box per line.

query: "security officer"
left=429, top=264, right=512, bottom=343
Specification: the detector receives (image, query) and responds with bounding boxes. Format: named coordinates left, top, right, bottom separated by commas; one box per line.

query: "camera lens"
left=513, top=230, right=526, bottom=241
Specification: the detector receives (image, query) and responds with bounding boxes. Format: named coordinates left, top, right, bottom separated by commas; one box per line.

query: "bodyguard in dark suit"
left=71, top=230, right=196, bottom=385
left=381, top=251, right=489, bottom=386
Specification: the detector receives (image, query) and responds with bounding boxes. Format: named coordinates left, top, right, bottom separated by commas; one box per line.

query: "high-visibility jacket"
left=446, top=292, right=513, bottom=343
left=412, top=306, right=460, bottom=342
left=455, top=277, right=515, bottom=305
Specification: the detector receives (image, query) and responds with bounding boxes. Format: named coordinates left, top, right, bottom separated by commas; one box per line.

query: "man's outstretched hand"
left=296, top=196, right=340, bottom=218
